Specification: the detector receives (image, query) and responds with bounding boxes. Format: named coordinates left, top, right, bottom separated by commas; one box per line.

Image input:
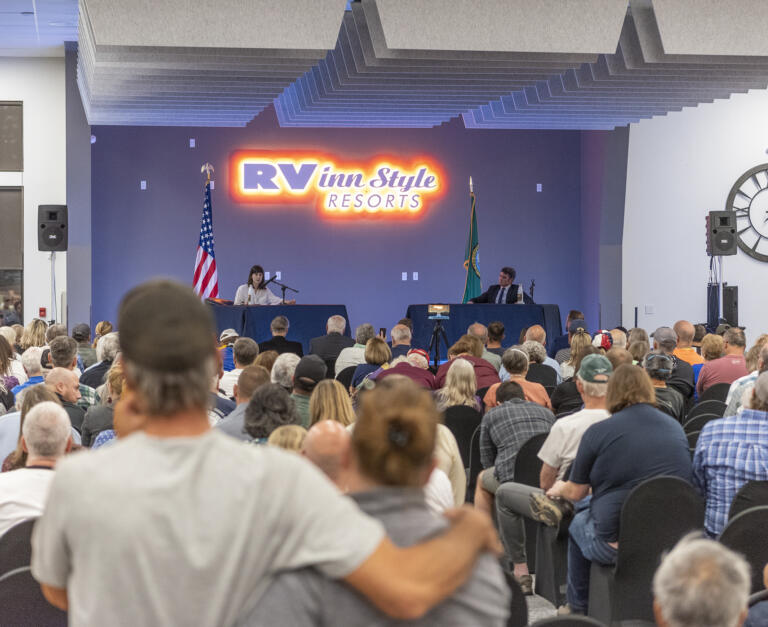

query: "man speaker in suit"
left=470, top=267, right=533, bottom=305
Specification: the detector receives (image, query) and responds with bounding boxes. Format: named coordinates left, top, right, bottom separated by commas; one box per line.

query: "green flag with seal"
left=462, top=177, right=481, bottom=303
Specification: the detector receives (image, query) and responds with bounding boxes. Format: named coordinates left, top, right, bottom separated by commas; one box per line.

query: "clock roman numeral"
left=734, top=208, right=749, bottom=217
left=752, top=235, right=764, bottom=252
left=738, top=225, right=752, bottom=235
left=736, top=190, right=753, bottom=202
left=751, top=174, right=766, bottom=191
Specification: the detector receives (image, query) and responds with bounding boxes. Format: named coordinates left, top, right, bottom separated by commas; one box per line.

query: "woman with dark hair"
left=234, top=264, right=295, bottom=305
left=250, top=377, right=509, bottom=625
left=0, top=336, right=20, bottom=412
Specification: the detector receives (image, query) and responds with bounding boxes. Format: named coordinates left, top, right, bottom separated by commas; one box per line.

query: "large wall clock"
left=726, top=163, right=768, bottom=262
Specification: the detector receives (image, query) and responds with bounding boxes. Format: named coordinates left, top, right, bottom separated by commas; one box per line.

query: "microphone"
left=263, top=276, right=277, bottom=286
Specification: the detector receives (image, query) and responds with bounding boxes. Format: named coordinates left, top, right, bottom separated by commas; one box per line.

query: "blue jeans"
left=566, top=505, right=617, bottom=613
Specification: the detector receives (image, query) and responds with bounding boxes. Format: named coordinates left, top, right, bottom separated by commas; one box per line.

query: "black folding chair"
left=513, top=432, right=549, bottom=573
left=720, top=505, right=768, bottom=593
left=684, top=399, right=726, bottom=423
left=588, top=476, right=704, bottom=625
left=728, top=480, right=768, bottom=521
left=530, top=616, right=606, bottom=626
left=335, top=365, right=357, bottom=390
left=0, top=518, right=36, bottom=576
left=686, top=430, right=701, bottom=452
left=443, top=405, right=483, bottom=502
left=683, top=413, right=720, bottom=434
left=698, top=382, right=731, bottom=403
left=502, top=570, right=528, bottom=627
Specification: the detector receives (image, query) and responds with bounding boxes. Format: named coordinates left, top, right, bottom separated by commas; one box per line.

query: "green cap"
left=578, top=354, right=612, bottom=383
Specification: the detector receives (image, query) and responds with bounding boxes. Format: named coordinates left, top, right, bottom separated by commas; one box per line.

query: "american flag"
left=193, top=180, right=220, bottom=299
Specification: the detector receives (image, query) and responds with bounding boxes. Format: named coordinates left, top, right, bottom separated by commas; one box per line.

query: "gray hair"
left=501, top=345, right=529, bottom=375
left=653, top=533, right=750, bottom=627
left=326, top=315, right=346, bottom=334
left=233, top=337, right=259, bottom=367
left=49, top=336, right=78, bottom=368
left=407, top=352, right=428, bottom=369
left=467, top=322, right=488, bottom=344
left=21, top=346, right=43, bottom=375
left=22, top=401, right=71, bottom=458
left=96, top=332, right=120, bottom=362
left=270, top=315, right=289, bottom=334
left=575, top=374, right=608, bottom=398
left=391, top=324, right=412, bottom=343
left=0, top=326, right=16, bottom=349
left=355, top=323, right=375, bottom=345
left=123, top=356, right=215, bottom=416
left=45, top=323, right=67, bottom=344
left=271, top=352, right=300, bottom=389
left=522, top=340, right=546, bottom=364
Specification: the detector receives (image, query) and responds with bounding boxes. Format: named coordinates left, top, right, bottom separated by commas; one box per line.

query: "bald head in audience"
left=673, top=320, right=696, bottom=348
left=302, top=420, right=351, bottom=488
left=46, top=368, right=81, bottom=404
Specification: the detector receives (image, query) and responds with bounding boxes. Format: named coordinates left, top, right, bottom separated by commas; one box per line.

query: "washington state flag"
left=462, top=185, right=481, bottom=303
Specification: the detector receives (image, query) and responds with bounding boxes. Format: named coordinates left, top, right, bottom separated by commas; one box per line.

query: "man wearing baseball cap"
left=30, top=279, right=502, bottom=625
left=291, top=354, right=327, bottom=427
left=693, top=370, right=768, bottom=536
left=494, top=354, right=613, bottom=593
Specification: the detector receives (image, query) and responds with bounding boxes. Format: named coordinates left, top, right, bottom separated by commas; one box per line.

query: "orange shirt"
left=673, top=347, right=704, bottom=366
left=484, top=377, right=552, bottom=410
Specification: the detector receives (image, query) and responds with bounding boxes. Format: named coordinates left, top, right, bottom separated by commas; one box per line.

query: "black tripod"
left=427, top=315, right=449, bottom=368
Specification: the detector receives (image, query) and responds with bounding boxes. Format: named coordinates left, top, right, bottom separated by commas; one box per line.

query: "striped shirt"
left=724, top=371, right=759, bottom=417
left=692, top=409, right=768, bottom=536
left=480, top=398, right=554, bottom=483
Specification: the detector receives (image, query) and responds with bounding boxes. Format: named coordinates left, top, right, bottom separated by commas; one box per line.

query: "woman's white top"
left=234, top=284, right=283, bottom=306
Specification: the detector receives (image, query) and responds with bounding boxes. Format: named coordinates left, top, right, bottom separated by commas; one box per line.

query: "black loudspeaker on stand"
left=38, top=205, right=68, bottom=251
left=706, top=211, right=737, bottom=256
left=723, top=285, right=738, bottom=327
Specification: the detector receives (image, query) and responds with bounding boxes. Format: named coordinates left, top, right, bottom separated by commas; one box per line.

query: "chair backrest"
left=720, top=505, right=768, bottom=593
left=0, top=567, right=67, bottom=625
left=443, top=405, right=483, bottom=468
left=685, top=399, right=726, bottom=423
left=335, top=365, right=357, bottom=389
left=612, top=477, right=705, bottom=617
left=686, top=430, right=701, bottom=451
left=466, top=425, right=483, bottom=503
left=729, top=480, right=768, bottom=521
left=683, top=413, right=720, bottom=434
left=0, top=518, right=36, bottom=577
left=749, top=588, right=768, bottom=608
left=502, top=570, right=528, bottom=627
left=323, top=359, right=336, bottom=379
left=699, top=382, right=732, bottom=403
left=513, top=432, right=548, bottom=487
left=529, top=616, right=606, bottom=626
left=527, top=363, right=558, bottom=388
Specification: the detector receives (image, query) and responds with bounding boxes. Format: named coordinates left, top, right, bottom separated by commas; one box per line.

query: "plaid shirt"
left=480, top=398, right=554, bottom=483
left=693, top=409, right=768, bottom=536
left=77, top=383, right=100, bottom=411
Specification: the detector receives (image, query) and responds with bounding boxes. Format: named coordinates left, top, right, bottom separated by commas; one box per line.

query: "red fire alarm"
left=39, top=307, right=47, bottom=318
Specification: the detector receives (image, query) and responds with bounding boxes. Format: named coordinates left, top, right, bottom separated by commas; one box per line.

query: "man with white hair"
left=653, top=534, right=750, bottom=627
left=80, top=332, right=119, bottom=389
left=524, top=325, right=562, bottom=383
left=309, top=315, right=354, bottom=366
left=335, top=323, right=375, bottom=375
left=376, top=349, right=436, bottom=389
left=11, top=346, right=45, bottom=401
left=271, top=352, right=301, bottom=392
left=389, top=324, right=414, bottom=360
left=0, top=401, right=72, bottom=536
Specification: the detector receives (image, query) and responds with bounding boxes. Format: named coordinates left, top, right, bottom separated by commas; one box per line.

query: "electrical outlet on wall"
left=401, top=272, right=408, bottom=281
left=644, top=304, right=655, bottom=315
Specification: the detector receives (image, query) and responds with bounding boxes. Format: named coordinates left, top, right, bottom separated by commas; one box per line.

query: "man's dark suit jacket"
left=309, top=332, right=355, bottom=362
left=470, top=283, right=533, bottom=305
left=258, top=335, right=304, bottom=357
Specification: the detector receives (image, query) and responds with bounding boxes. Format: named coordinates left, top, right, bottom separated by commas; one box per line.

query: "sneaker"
left=529, top=493, right=574, bottom=527
left=517, top=574, right=533, bottom=596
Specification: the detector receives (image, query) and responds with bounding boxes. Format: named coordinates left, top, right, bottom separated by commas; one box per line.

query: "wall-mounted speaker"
left=38, top=205, right=68, bottom=251
left=723, top=285, right=738, bottom=327
left=707, top=210, right=737, bottom=256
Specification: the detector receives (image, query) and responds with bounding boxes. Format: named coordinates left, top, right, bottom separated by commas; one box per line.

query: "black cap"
left=118, top=279, right=216, bottom=372
left=72, top=323, right=91, bottom=342
left=293, top=354, right=327, bottom=388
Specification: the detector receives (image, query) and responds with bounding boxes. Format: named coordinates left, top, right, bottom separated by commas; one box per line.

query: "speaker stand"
left=50, top=251, right=57, bottom=323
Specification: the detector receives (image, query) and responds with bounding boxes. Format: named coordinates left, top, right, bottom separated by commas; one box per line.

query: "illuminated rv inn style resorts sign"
left=230, top=151, right=444, bottom=216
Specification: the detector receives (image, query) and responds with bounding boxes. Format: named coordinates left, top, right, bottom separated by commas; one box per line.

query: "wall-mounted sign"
left=230, top=151, right=444, bottom=216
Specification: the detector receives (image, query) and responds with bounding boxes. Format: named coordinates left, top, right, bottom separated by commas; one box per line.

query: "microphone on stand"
left=263, top=276, right=277, bottom=287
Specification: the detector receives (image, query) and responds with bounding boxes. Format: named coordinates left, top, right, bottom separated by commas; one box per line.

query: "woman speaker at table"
left=234, top=264, right=295, bottom=305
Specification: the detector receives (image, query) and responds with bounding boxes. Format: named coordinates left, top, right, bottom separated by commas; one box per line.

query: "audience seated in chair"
left=215, top=365, right=271, bottom=442
left=335, top=323, right=375, bottom=375
left=475, top=380, right=554, bottom=594
left=522, top=341, right=559, bottom=388
left=308, top=379, right=356, bottom=427
left=376, top=349, right=436, bottom=389
left=388, top=322, right=413, bottom=360
left=543, top=364, right=692, bottom=615
left=724, top=344, right=768, bottom=417
left=79, top=332, right=119, bottom=389
left=218, top=337, right=259, bottom=398
left=653, top=533, right=750, bottom=627
left=0, top=401, right=71, bottom=536
left=643, top=351, right=686, bottom=423
left=484, top=346, right=551, bottom=410
left=435, top=358, right=481, bottom=413
left=30, top=280, right=501, bottom=625
left=652, top=327, right=695, bottom=403
left=467, top=322, right=502, bottom=372
left=309, top=314, right=355, bottom=367
left=290, top=355, right=326, bottom=427
left=693, top=371, right=768, bottom=536
left=258, top=315, right=303, bottom=357
left=250, top=377, right=510, bottom=626
left=495, top=355, right=613, bottom=595
left=697, top=327, right=748, bottom=397
left=434, top=335, right=501, bottom=391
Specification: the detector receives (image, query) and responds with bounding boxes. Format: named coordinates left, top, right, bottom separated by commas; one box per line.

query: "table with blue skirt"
left=405, top=303, right=562, bottom=357
left=207, top=301, right=351, bottom=356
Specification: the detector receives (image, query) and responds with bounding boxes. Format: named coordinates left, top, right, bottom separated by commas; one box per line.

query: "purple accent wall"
left=91, top=107, right=593, bottom=336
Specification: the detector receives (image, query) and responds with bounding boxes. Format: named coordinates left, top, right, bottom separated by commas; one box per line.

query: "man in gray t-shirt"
left=31, top=280, right=500, bottom=626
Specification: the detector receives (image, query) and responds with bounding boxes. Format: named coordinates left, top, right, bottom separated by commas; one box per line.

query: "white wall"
left=0, top=57, right=67, bottom=324
left=624, top=88, right=768, bottom=338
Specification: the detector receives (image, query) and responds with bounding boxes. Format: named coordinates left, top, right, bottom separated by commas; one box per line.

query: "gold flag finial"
left=201, top=163, right=214, bottom=182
